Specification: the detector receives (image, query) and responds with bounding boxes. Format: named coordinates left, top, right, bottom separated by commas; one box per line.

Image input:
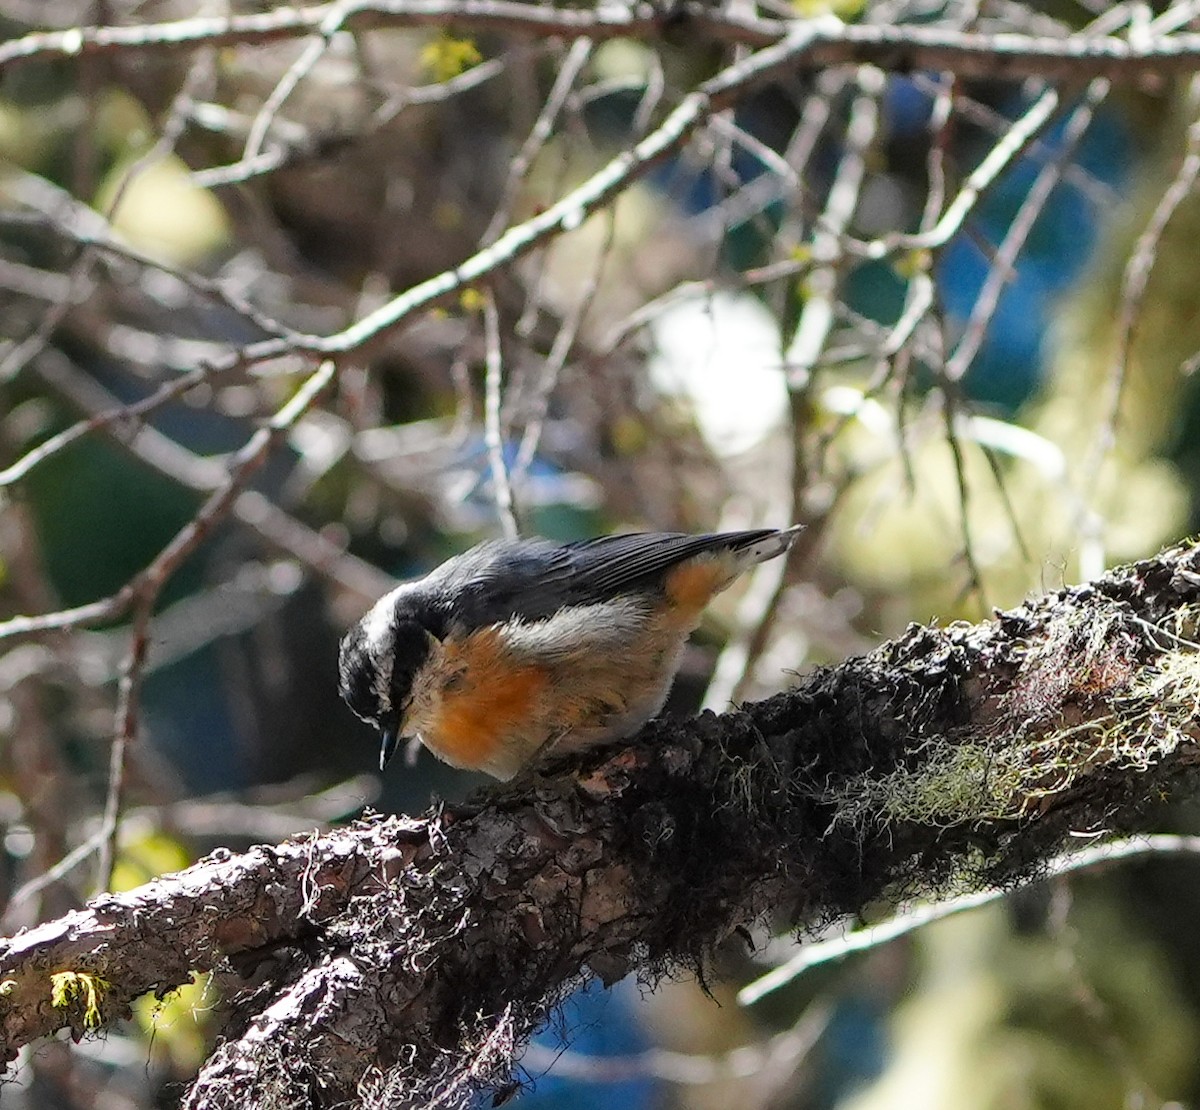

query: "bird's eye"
left=442, top=672, right=466, bottom=694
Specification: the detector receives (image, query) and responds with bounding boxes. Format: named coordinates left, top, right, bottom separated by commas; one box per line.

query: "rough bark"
left=4, top=543, right=1200, bottom=1107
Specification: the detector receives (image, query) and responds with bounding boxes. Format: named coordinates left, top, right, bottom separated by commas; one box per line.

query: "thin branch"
left=859, top=87, right=1063, bottom=262
left=25, top=350, right=391, bottom=602
left=512, top=208, right=616, bottom=483
left=521, top=999, right=830, bottom=1088
left=937, top=360, right=987, bottom=607
left=0, top=256, right=72, bottom=302
left=787, top=66, right=881, bottom=385
left=242, top=4, right=350, bottom=163
left=0, top=362, right=214, bottom=489
left=944, top=79, right=1110, bottom=383
left=482, top=289, right=519, bottom=539
left=0, top=14, right=847, bottom=417
left=1088, top=78, right=1200, bottom=492
left=0, top=361, right=337, bottom=642
left=0, top=54, right=214, bottom=382
left=509, top=49, right=666, bottom=484
left=0, top=13, right=1161, bottom=488
left=4, top=775, right=379, bottom=919
left=8, top=4, right=1200, bottom=83
left=0, top=170, right=298, bottom=339
left=95, top=594, right=153, bottom=894
left=599, top=257, right=818, bottom=358
left=704, top=68, right=880, bottom=710
left=190, top=51, right=521, bottom=188
left=739, top=834, right=1200, bottom=1006
left=910, top=74, right=1117, bottom=206
left=770, top=67, right=844, bottom=291
left=482, top=36, right=594, bottom=244
left=0, top=1, right=774, bottom=69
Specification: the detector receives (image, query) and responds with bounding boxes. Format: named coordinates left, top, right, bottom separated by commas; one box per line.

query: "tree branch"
left=6, top=2, right=1200, bottom=82
left=4, top=541, right=1200, bottom=1106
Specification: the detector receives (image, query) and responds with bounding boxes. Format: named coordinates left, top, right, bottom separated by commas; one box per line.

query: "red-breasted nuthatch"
left=338, top=527, right=801, bottom=779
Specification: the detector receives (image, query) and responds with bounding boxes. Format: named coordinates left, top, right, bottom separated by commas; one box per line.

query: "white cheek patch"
left=361, top=585, right=410, bottom=714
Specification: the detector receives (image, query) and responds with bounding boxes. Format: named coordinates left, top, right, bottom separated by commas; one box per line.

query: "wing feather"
left=427, top=529, right=793, bottom=629
left=559, top=529, right=780, bottom=596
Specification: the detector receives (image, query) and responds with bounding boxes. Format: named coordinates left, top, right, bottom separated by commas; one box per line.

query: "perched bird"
left=338, top=527, right=801, bottom=780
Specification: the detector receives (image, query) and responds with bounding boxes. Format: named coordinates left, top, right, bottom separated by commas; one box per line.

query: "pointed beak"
left=379, top=728, right=400, bottom=771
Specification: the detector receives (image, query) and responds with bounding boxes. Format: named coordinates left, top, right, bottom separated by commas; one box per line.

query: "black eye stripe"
left=338, top=629, right=383, bottom=723
left=386, top=620, right=432, bottom=707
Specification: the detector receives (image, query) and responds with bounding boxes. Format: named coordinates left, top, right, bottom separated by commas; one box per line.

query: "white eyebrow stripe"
left=361, top=587, right=402, bottom=652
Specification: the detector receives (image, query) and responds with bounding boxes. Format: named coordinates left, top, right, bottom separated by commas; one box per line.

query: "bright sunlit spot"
left=649, top=291, right=789, bottom=457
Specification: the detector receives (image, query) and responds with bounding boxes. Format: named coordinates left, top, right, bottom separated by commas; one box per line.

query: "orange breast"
left=422, top=629, right=549, bottom=769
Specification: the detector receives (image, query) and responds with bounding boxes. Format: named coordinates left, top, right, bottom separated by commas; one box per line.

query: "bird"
left=338, top=526, right=802, bottom=780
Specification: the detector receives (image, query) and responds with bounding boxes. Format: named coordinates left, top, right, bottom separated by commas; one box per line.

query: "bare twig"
left=25, top=350, right=391, bottom=601
left=1089, top=77, right=1200, bottom=489
left=910, top=74, right=1117, bottom=206
left=706, top=69, right=882, bottom=711
left=242, top=2, right=354, bottom=163
left=522, top=999, right=831, bottom=1089
left=483, top=37, right=594, bottom=244
left=944, top=79, right=1110, bottom=383
left=512, top=209, right=616, bottom=483
left=0, top=361, right=337, bottom=642
left=482, top=289, right=519, bottom=539
left=509, top=49, right=669, bottom=484
left=95, top=594, right=153, bottom=894
left=0, top=55, right=215, bottom=382
left=8, top=5, right=1200, bottom=83
left=739, top=833, right=1200, bottom=1005
left=787, top=67, right=881, bottom=386
left=1, top=170, right=298, bottom=338
left=191, top=51, right=521, bottom=187
left=4, top=774, right=378, bottom=918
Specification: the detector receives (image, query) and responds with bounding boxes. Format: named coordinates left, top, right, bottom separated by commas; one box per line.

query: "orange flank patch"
left=426, top=629, right=549, bottom=769
left=664, top=556, right=733, bottom=622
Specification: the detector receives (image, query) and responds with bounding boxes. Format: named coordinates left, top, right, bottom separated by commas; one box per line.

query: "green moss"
left=828, top=639, right=1200, bottom=834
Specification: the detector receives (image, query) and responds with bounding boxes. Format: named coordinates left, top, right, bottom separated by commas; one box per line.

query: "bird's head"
left=338, top=588, right=443, bottom=769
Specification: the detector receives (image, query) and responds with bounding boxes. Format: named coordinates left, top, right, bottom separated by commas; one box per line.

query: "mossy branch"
left=4, top=543, right=1200, bottom=1107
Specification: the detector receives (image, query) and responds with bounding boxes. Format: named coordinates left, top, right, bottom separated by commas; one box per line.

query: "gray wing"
left=557, top=529, right=781, bottom=596
left=426, top=529, right=783, bottom=630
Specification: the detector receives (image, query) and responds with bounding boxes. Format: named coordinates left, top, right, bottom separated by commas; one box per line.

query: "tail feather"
left=737, top=524, right=803, bottom=565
